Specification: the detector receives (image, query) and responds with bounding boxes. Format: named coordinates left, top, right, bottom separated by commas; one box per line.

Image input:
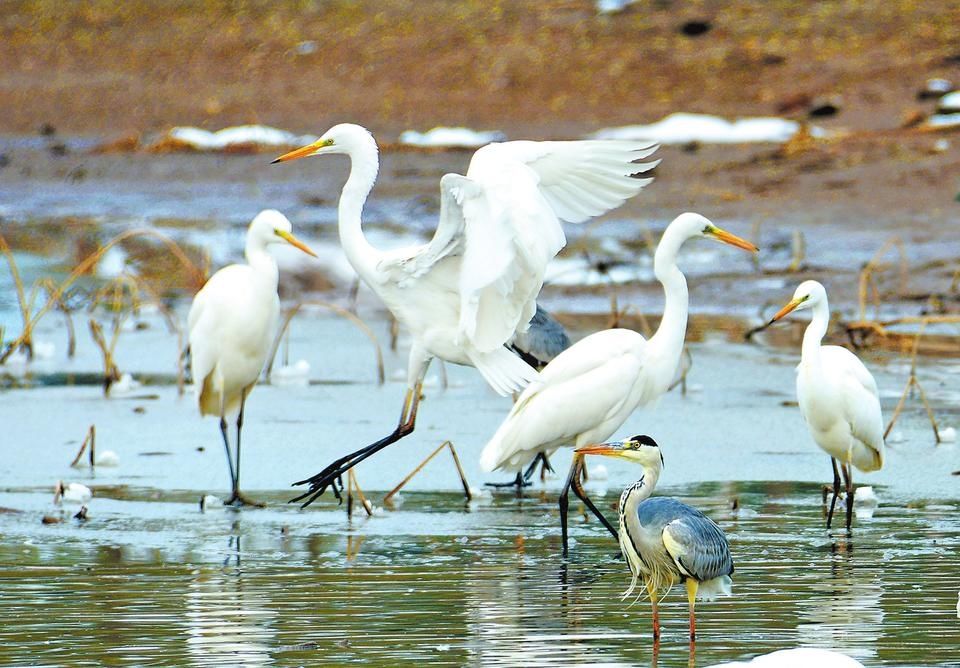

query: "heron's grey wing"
left=654, top=501, right=733, bottom=581
left=510, top=304, right=571, bottom=367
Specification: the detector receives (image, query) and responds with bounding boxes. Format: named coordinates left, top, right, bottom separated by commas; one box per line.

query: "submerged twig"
left=383, top=440, right=472, bottom=505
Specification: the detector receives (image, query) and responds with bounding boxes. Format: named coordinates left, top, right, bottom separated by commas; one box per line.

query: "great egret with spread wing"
left=577, top=435, right=734, bottom=641
left=273, top=123, right=659, bottom=507
left=767, top=280, right=884, bottom=530
left=188, top=210, right=317, bottom=507
left=479, top=212, right=757, bottom=552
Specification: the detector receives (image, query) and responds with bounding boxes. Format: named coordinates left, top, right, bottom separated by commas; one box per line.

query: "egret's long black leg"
left=558, top=454, right=583, bottom=557
left=227, top=390, right=264, bottom=508
left=291, top=384, right=422, bottom=507
left=842, top=462, right=854, bottom=531
left=571, top=461, right=619, bottom=541
left=523, top=452, right=554, bottom=482
left=826, top=457, right=841, bottom=529
left=220, top=416, right=236, bottom=492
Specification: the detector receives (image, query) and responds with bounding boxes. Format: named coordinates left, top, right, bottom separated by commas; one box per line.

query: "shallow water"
left=1, top=485, right=958, bottom=667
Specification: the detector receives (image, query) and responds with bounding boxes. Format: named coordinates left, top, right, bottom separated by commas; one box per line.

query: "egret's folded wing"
left=823, top=346, right=885, bottom=467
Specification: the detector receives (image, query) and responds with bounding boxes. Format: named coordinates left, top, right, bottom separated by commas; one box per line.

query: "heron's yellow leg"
left=686, top=578, right=699, bottom=641
left=647, top=579, right=660, bottom=639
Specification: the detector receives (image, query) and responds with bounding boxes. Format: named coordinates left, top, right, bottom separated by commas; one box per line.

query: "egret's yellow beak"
left=708, top=226, right=759, bottom=253
left=272, top=139, right=328, bottom=164
left=276, top=230, right=318, bottom=258
left=770, top=296, right=805, bottom=323
left=575, top=441, right=627, bottom=458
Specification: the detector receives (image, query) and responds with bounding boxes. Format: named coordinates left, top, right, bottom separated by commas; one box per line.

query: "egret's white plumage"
left=577, top=436, right=734, bottom=641
left=770, top=280, right=884, bottom=529
left=479, top=212, right=757, bottom=552
left=188, top=209, right=316, bottom=507
left=274, top=124, right=659, bottom=506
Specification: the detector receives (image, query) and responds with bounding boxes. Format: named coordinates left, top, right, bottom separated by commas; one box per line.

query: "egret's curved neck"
left=338, top=138, right=382, bottom=280
left=648, top=227, right=690, bottom=371
left=245, top=239, right=279, bottom=288
left=801, top=299, right=830, bottom=365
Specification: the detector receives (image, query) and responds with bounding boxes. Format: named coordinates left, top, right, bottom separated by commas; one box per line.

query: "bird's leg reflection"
left=292, top=378, right=424, bottom=507
left=686, top=639, right=695, bottom=668
left=224, top=530, right=242, bottom=568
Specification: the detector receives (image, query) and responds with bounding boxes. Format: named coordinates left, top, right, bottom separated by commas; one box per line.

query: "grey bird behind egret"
left=273, top=123, right=659, bottom=507
left=767, top=280, right=884, bottom=530
left=577, top=435, right=734, bottom=641
left=479, top=213, right=758, bottom=553
left=188, top=209, right=317, bottom=507
left=510, top=304, right=571, bottom=370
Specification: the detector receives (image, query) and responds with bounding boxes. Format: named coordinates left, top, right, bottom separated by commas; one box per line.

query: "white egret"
left=767, top=280, right=884, bottom=530
left=705, top=647, right=864, bottom=667
left=577, top=435, right=734, bottom=641
left=479, top=212, right=757, bottom=552
left=188, top=209, right=317, bottom=507
left=273, top=123, right=659, bottom=506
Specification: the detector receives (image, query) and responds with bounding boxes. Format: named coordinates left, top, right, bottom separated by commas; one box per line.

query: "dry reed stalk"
left=346, top=469, right=373, bottom=518
left=856, top=237, right=908, bottom=323
left=0, top=232, right=34, bottom=359
left=265, top=300, right=385, bottom=385
left=69, top=425, right=96, bottom=467
left=39, top=278, right=77, bottom=358
left=0, top=228, right=205, bottom=364
left=383, top=440, right=472, bottom=505
left=883, top=320, right=942, bottom=443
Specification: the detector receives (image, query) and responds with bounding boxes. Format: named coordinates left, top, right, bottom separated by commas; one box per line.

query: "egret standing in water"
left=188, top=210, right=317, bottom=507
left=577, top=435, right=734, bottom=641
left=273, top=123, right=659, bottom=506
left=767, top=280, right=884, bottom=530
left=479, top=213, right=757, bottom=552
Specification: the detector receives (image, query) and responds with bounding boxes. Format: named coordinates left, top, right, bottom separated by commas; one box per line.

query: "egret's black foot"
left=485, top=473, right=530, bottom=489
left=224, top=492, right=266, bottom=508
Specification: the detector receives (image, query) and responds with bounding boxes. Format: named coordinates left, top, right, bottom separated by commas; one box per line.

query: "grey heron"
left=767, top=280, right=884, bottom=530
left=275, top=123, right=659, bottom=507
left=479, top=213, right=758, bottom=553
left=577, top=434, right=734, bottom=641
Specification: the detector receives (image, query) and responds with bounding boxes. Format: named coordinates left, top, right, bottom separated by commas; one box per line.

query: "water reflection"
left=795, top=536, right=883, bottom=663
left=184, top=533, right=276, bottom=667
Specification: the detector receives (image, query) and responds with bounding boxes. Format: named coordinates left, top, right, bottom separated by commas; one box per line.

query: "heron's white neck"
left=620, top=463, right=661, bottom=513
left=337, top=136, right=381, bottom=281
left=801, top=298, right=830, bottom=366
left=245, top=237, right=279, bottom=288
left=647, top=226, right=690, bottom=377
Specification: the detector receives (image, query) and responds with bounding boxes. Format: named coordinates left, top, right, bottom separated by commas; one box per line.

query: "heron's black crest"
left=629, top=434, right=659, bottom=448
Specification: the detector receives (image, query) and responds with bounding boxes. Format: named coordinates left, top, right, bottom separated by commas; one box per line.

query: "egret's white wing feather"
left=823, top=346, right=885, bottom=470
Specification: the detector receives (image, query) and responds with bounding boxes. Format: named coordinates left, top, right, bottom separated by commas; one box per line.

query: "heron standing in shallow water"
left=766, top=280, right=884, bottom=530
left=479, top=212, right=758, bottom=552
left=273, top=124, right=658, bottom=506
left=577, top=435, right=734, bottom=641
left=188, top=210, right=317, bottom=507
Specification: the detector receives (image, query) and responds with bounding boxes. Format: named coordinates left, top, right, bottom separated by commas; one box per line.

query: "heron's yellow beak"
left=276, top=230, right=318, bottom=258
left=272, top=138, right=329, bottom=164
left=708, top=226, right=759, bottom=253
left=770, top=296, right=805, bottom=323
left=575, top=441, right=627, bottom=458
